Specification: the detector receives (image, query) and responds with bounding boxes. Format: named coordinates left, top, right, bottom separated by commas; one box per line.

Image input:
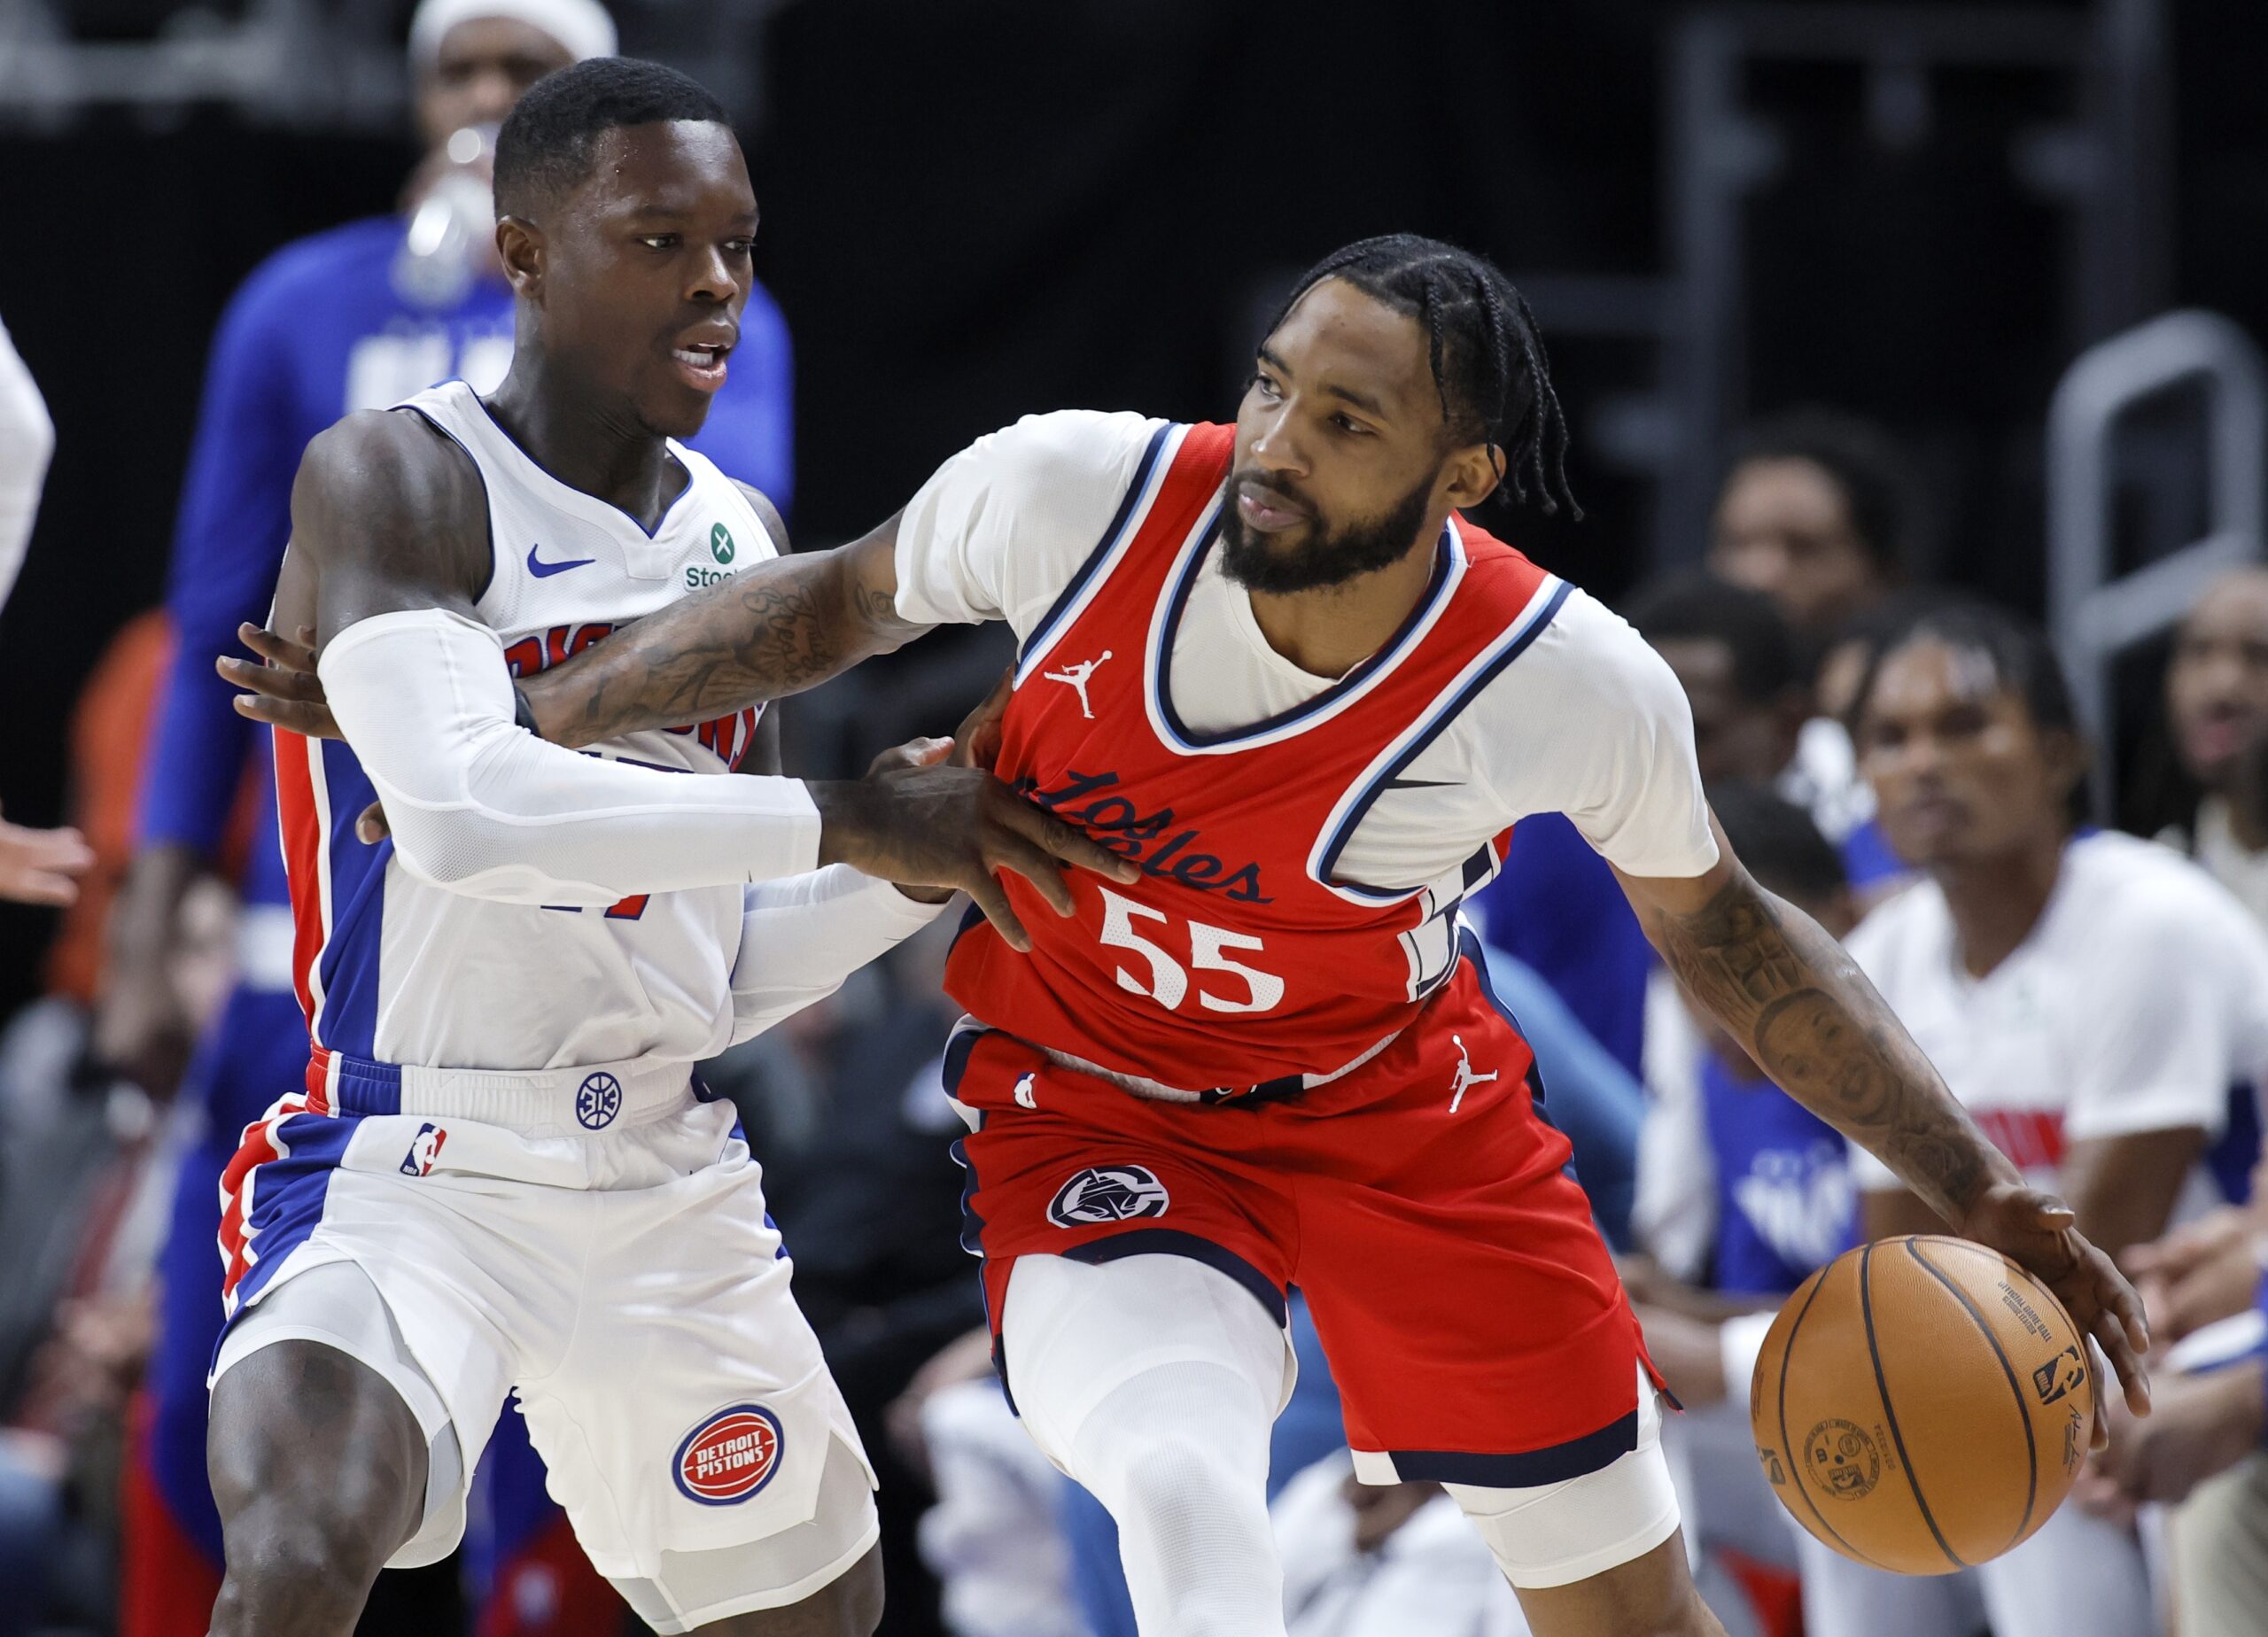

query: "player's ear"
left=1440, top=441, right=1503, bottom=511
left=495, top=215, right=545, bottom=300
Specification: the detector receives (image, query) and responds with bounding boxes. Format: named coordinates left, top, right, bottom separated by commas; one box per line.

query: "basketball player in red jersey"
left=234, top=235, right=2150, bottom=1637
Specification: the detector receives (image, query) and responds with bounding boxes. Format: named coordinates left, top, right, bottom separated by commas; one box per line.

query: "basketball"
left=1750, top=1235, right=2094, bottom=1576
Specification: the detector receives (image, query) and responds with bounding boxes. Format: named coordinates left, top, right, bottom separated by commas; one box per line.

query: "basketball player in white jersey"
left=204, top=59, right=1131, bottom=1637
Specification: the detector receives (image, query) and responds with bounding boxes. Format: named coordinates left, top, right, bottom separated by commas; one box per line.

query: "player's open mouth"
left=671, top=343, right=731, bottom=391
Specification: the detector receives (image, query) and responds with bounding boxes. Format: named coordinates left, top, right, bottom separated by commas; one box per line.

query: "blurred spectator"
left=705, top=913, right=983, bottom=1635
left=2081, top=1152, right=2268, bottom=1637
left=910, top=1335, right=1090, bottom=1637
left=2160, top=566, right=2268, bottom=927
left=1627, top=784, right=1856, bottom=1637
left=89, top=3, right=796, bottom=1628
left=0, top=312, right=93, bottom=910
left=42, top=613, right=175, bottom=1005
left=1272, top=1453, right=1526, bottom=1637
left=1706, top=407, right=1919, bottom=641
left=1806, top=601, right=2268, bottom=1637
left=0, top=312, right=54, bottom=613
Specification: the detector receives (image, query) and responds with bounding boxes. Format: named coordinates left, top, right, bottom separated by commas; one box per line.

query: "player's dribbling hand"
left=810, top=759, right=1139, bottom=951
left=1955, top=1180, right=2154, bottom=1445
left=221, top=623, right=338, bottom=738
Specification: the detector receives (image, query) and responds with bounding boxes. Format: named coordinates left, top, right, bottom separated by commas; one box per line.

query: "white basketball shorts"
left=209, top=1083, right=876, bottom=1622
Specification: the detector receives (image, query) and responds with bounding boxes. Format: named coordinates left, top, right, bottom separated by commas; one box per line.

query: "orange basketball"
left=1749, top=1235, right=2093, bottom=1575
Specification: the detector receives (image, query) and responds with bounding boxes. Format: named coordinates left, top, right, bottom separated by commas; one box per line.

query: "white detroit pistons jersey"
left=276, top=379, right=775, bottom=1074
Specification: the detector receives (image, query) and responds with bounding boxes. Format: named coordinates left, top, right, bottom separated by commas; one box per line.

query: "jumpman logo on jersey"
left=1448, top=1033, right=1498, bottom=1113
left=1042, top=651, right=1113, bottom=718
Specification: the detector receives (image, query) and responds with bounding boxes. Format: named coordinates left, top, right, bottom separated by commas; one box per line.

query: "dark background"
left=4, top=0, right=2267, bottom=1011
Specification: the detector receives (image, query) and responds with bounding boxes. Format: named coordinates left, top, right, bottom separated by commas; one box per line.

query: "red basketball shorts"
left=945, top=951, right=1662, bottom=1486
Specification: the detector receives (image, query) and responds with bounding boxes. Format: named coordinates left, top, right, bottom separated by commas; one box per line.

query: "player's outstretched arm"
left=249, top=439, right=1133, bottom=940
left=1615, top=826, right=2154, bottom=1424
left=224, top=491, right=923, bottom=746
left=524, top=507, right=924, bottom=749
left=284, top=413, right=843, bottom=903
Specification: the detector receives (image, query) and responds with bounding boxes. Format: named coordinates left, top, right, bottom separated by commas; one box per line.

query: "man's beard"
left=1216, top=469, right=1436, bottom=594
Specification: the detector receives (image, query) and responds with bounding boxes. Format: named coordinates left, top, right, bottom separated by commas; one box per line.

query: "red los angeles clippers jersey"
left=945, top=421, right=1570, bottom=1091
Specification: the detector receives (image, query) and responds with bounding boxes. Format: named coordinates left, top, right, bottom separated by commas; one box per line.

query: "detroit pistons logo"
left=673, top=1404, right=784, bottom=1505
left=1047, top=1165, right=1170, bottom=1227
left=576, top=1073, right=623, bottom=1129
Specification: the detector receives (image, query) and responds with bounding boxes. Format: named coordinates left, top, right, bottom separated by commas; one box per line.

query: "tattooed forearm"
left=522, top=545, right=926, bottom=749
left=1643, top=870, right=2009, bottom=1223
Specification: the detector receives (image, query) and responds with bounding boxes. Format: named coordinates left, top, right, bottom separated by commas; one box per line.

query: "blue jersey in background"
left=1698, top=1052, right=1857, bottom=1296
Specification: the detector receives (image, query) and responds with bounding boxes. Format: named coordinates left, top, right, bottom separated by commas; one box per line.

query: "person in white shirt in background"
left=2083, top=565, right=2268, bottom=1637
left=2158, top=566, right=2268, bottom=927
left=1272, top=1455, right=1528, bottom=1637
left=1806, top=601, right=2268, bottom=1637
left=0, top=314, right=93, bottom=907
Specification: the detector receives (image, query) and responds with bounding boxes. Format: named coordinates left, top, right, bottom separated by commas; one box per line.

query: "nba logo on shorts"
left=399, top=1122, right=447, bottom=1177
left=1047, top=1165, right=1170, bottom=1227
left=576, top=1072, right=624, bottom=1130
left=673, top=1404, right=784, bottom=1505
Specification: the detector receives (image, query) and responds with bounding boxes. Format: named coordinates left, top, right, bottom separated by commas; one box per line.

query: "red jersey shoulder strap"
left=1013, top=423, right=1233, bottom=686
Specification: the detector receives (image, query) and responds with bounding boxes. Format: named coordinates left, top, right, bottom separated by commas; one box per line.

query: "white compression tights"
left=1003, top=1253, right=1294, bottom=1637
left=1003, top=1253, right=1689, bottom=1635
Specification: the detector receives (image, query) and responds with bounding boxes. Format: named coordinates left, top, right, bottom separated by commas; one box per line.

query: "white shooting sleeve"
left=728, top=866, right=949, bottom=1044
left=0, top=315, right=56, bottom=615
left=319, top=607, right=822, bottom=904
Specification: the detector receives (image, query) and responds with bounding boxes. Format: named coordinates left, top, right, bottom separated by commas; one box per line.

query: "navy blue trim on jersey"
left=212, top=1110, right=359, bottom=1346
left=311, top=740, right=391, bottom=1059
left=1060, top=1229, right=1287, bottom=1326
left=1462, top=927, right=1557, bottom=1135
left=1384, top=1406, right=1639, bottom=1487
left=941, top=1022, right=990, bottom=1100
left=325, top=1052, right=404, bottom=1117
left=470, top=390, right=701, bottom=542
left=396, top=401, right=496, bottom=602
left=1016, top=421, right=1175, bottom=670
left=945, top=1121, right=1018, bottom=1412
left=1316, top=578, right=1573, bottom=899
left=1153, top=521, right=1456, bottom=752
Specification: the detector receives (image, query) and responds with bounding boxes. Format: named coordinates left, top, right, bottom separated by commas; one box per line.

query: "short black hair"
left=1625, top=570, right=1802, bottom=704
left=1726, top=407, right=1919, bottom=577
left=1709, top=781, right=1846, bottom=904
left=493, top=57, right=730, bottom=218
left=1264, top=234, right=1579, bottom=516
left=1819, top=585, right=1970, bottom=706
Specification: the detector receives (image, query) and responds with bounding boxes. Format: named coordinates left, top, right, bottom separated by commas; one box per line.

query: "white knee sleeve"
left=1003, top=1253, right=1292, bottom=1637
left=1444, top=1369, right=1683, bottom=1590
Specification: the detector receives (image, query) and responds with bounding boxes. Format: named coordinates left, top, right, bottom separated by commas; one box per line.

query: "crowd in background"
left=4, top=4, right=2268, bottom=1637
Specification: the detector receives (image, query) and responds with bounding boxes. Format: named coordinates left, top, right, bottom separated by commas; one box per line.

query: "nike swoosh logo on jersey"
left=526, top=541, right=597, bottom=578
left=1384, top=776, right=1458, bottom=790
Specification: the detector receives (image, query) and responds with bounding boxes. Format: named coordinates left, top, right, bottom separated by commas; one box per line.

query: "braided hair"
left=1262, top=234, right=1579, bottom=516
